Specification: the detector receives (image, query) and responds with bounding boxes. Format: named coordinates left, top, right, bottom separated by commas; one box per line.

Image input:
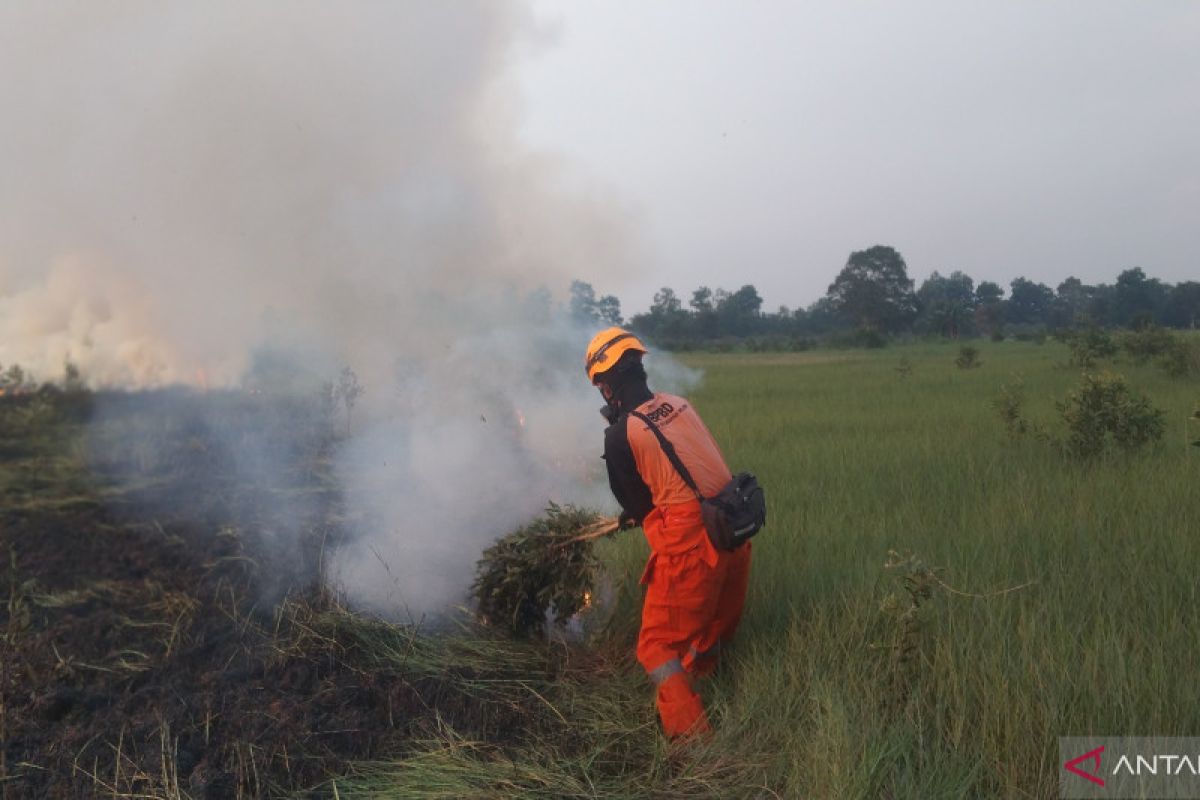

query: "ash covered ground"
left=0, top=389, right=576, bottom=798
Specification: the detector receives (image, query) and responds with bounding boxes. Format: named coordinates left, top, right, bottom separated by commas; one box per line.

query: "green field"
left=599, top=341, right=1200, bottom=797
left=353, top=340, right=1200, bottom=797
left=3, top=341, right=1198, bottom=797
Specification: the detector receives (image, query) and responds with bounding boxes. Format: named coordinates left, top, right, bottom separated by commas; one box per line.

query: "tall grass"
left=363, top=341, right=1199, bottom=797
left=28, top=343, right=1178, bottom=797
left=663, top=341, right=1199, bottom=797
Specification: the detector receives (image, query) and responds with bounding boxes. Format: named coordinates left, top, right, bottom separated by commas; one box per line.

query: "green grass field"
left=343, top=340, right=1199, bottom=798
left=591, top=341, right=1200, bottom=797
left=5, top=340, right=1198, bottom=797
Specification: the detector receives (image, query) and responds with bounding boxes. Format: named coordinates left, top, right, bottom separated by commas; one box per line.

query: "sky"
left=515, top=1, right=1200, bottom=313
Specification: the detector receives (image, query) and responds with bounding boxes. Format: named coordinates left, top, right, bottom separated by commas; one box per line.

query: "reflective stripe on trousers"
left=635, top=515, right=751, bottom=738
left=647, top=657, right=684, bottom=685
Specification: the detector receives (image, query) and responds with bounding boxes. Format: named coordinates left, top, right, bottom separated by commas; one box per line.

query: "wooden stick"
left=560, top=516, right=620, bottom=546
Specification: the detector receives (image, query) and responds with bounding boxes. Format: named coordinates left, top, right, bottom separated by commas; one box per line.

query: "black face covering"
left=600, top=401, right=620, bottom=426
left=597, top=381, right=620, bottom=425
left=594, top=354, right=651, bottom=425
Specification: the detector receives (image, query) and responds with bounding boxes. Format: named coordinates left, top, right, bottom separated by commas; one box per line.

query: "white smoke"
left=0, top=3, right=698, bottom=617
left=0, top=3, right=637, bottom=387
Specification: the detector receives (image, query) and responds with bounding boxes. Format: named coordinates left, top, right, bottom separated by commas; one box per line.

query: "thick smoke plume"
left=0, top=4, right=693, bottom=616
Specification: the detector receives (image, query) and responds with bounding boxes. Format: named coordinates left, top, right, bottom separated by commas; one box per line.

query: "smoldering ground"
left=0, top=4, right=696, bottom=618
left=77, top=322, right=696, bottom=619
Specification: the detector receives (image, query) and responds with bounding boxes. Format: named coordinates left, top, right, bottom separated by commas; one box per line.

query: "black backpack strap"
left=629, top=410, right=705, bottom=502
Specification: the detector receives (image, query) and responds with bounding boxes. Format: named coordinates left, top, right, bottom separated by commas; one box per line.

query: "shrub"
left=1159, top=338, right=1200, bottom=379
left=874, top=550, right=941, bottom=716
left=1011, top=326, right=1047, bottom=344
left=827, top=328, right=886, bottom=349
left=1055, top=372, right=1165, bottom=459
left=790, top=337, right=816, bottom=352
left=1120, top=326, right=1178, bottom=364
left=995, top=371, right=1165, bottom=459
left=955, top=345, right=981, bottom=369
left=993, top=377, right=1028, bottom=437
left=1061, top=326, right=1117, bottom=368
left=744, top=336, right=811, bottom=353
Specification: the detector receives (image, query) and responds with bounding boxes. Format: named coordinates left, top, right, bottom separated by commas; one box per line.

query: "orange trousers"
left=636, top=504, right=752, bottom=738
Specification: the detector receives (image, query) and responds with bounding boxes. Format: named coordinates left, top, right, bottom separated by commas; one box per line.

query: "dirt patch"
left=0, top=394, right=548, bottom=798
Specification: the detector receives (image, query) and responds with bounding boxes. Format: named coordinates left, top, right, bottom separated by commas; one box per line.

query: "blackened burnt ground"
left=0, top=390, right=568, bottom=798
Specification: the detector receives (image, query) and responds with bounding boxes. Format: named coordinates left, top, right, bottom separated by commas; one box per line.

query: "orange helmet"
left=585, top=327, right=648, bottom=383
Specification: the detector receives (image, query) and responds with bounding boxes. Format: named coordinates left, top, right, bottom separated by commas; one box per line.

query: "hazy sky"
left=516, top=2, right=1200, bottom=312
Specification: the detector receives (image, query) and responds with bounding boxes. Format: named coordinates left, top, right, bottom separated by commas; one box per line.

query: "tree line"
left=570, top=245, right=1200, bottom=350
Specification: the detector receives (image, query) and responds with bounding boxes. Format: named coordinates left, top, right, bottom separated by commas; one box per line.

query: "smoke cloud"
left=0, top=4, right=693, bottom=616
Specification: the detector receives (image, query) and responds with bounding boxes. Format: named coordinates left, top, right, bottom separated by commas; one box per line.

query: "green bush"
left=1119, top=326, right=1178, bottom=364
left=1055, top=372, right=1165, bottom=459
left=995, top=371, right=1165, bottom=459
left=1159, top=338, right=1200, bottom=379
left=1011, top=326, right=1047, bottom=344
left=955, top=345, right=981, bottom=369
left=1060, top=326, right=1117, bottom=368
left=828, top=327, right=888, bottom=349
left=993, top=377, right=1028, bottom=437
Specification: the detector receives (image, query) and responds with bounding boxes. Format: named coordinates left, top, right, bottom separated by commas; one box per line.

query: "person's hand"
left=618, top=511, right=639, bottom=530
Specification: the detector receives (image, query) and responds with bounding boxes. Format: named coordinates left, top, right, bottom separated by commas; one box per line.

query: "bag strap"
left=629, top=410, right=706, bottom=502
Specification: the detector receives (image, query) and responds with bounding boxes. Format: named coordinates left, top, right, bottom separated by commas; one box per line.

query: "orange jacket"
left=603, top=392, right=732, bottom=557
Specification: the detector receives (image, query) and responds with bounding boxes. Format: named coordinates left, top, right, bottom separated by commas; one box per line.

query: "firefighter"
left=585, top=326, right=752, bottom=738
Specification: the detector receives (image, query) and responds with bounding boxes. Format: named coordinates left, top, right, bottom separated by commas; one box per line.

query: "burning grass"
left=0, top=388, right=773, bottom=797
left=0, top=390, right=750, bottom=797
left=472, top=504, right=617, bottom=638
left=0, top=392, right=598, bottom=797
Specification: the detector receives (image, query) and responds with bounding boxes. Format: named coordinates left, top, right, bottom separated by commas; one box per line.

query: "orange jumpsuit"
left=603, top=392, right=752, bottom=737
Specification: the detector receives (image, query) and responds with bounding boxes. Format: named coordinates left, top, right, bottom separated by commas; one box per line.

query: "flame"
left=582, top=591, right=592, bottom=610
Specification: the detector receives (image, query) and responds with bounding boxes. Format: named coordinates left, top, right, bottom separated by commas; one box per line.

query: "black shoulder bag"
left=629, top=411, right=766, bottom=551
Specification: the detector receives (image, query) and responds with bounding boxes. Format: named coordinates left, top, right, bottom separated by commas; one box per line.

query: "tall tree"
left=633, top=286, right=689, bottom=341
left=916, top=270, right=976, bottom=337
left=569, top=280, right=599, bottom=323
left=974, top=281, right=1005, bottom=337
left=802, top=297, right=840, bottom=336
left=1113, top=267, right=1167, bottom=327
left=652, top=287, right=682, bottom=315
left=825, top=245, right=917, bottom=333
left=595, top=294, right=623, bottom=325
left=1006, top=277, right=1055, bottom=326
left=1054, top=276, right=1096, bottom=326
left=975, top=281, right=1004, bottom=306
left=1163, top=281, right=1200, bottom=329
left=570, top=279, right=622, bottom=325
left=716, top=284, right=764, bottom=337
left=719, top=284, right=763, bottom=317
